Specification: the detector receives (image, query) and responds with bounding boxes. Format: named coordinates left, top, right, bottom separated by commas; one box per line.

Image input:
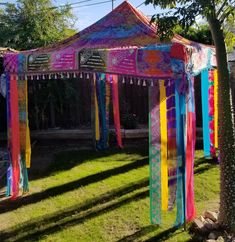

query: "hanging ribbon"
left=214, top=70, right=218, bottom=149
left=175, top=76, right=186, bottom=226
left=186, top=76, right=196, bottom=221
left=110, top=75, right=123, bottom=148
left=208, top=70, right=216, bottom=157
left=6, top=74, right=12, bottom=196
left=95, top=73, right=110, bottom=150
left=93, top=75, right=100, bottom=144
left=17, top=76, right=30, bottom=192
left=149, top=82, right=162, bottom=224
left=9, top=74, right=20, bottom=200
left=159, top=80, right=168, bottom=211
left=201, top=70, right=210, bottom=157
left=165, top=79, right=177, bottom=211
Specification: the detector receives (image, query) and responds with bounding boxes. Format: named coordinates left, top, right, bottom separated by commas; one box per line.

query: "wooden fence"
left=27, top=76, right=149, bottom=130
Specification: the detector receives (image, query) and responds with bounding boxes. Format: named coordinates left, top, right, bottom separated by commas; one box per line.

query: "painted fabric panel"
left=107, top=49, right=137, bottom=75
left=51, top=48, right=76, bottom=71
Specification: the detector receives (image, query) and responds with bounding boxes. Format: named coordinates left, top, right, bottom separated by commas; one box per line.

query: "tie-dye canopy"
left=4, top=1, right=216, bottom=77
left=2, top=1, right=219, bottom=228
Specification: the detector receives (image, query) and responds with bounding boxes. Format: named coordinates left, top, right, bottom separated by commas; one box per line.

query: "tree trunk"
left=208, top=17, right=235, bottom=232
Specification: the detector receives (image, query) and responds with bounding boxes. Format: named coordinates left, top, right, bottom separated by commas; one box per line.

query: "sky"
left=4, top=0, right=164, bottom=31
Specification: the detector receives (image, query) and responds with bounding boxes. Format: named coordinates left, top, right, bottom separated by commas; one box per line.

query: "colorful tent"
left=3, top=1, right=217, bottom=227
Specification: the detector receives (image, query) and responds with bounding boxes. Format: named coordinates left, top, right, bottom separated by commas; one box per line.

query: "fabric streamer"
left=6, top=74, right=12, bottom=196
left=110, top=75, right=123, bottom=148
left=17, top=76, right=30, bottom=192
left=96, top=73, right=109, bottom=150
left=201, top=70, right=210, bottom=157
left=165, top=79, right=177, bottom=211
left=175, top=77, right=186, bottom=226
left=159, top=80, right=168, bottom=211
left=94, top=75, right=100, bottom=143
left=208, top=70, right=216, bottom=157
left=214, top=70, right=218, bottom=149
left=185, top=76, right=196, bottom=221
left=9, top=74, right=20, bottom=200
left=149, top=82, right=162, bottom=224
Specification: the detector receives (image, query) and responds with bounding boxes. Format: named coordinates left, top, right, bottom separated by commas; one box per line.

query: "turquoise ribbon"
left=201, top=70, right=210, bottom=156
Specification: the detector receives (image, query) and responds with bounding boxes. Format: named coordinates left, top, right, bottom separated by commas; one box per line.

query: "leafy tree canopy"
left=146, top=0, right=235, bottom=49
left=174, top=24, right=213, bottom=45
left=0, top=0, right=77, bottom=50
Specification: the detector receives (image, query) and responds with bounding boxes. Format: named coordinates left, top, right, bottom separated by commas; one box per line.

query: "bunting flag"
left=9, top=74, right=20, bottom=200
left=201, top=70, right=210, bottom=157
left=110, top=75, right=123, bottom=148
left=149, top=82, right=162, bottom=224
left=214, top=70, right=218, bottom=149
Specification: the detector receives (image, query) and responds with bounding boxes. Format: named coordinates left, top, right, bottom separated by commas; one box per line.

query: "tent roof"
left=24, top=1, right=160, bottom=54
left=22, top=0, right=212, bottom=54
left=4, top=1, right=215, bottom=77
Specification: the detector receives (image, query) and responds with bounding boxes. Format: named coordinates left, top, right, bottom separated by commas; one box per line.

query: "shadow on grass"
left=117, top=225, right=159, bottom=242
left=143, top=226, right=184, bottom=242
left=29, top=145, right=148, bottom=181
left=0, top=179, right=149, bottom=241
left=0, top=157, right=148, bottom=215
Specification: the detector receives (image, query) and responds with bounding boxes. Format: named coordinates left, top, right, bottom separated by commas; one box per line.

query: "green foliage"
left=174, top=24, right=213, bottom=45
left=0, top=0, right=76, bottom=50
left=145, top=0, right=235, bottom=42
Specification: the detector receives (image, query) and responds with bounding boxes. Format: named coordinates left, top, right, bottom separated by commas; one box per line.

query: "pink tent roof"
left=23, top=1, right=160, bottom=54
left=4, top=1, right=215, bottom=76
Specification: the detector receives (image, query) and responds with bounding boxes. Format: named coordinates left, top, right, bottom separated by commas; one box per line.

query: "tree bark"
left=208, top=17, right=235, bottom=232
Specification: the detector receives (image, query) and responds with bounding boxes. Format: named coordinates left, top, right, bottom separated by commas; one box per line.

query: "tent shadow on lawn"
left=0, top=157, right=149, bottom=215
left=0, top=179, right=150, bottom=241
left=28, top=145, right=149, bottom=181
left=0, top=155, right=217, bottom=242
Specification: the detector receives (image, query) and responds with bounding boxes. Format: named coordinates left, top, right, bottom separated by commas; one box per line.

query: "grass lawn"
left=0, top=144, right=219, bottom=242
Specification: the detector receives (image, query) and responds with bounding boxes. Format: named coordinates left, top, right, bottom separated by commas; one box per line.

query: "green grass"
left=0, top=145, right=219, bottom=242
